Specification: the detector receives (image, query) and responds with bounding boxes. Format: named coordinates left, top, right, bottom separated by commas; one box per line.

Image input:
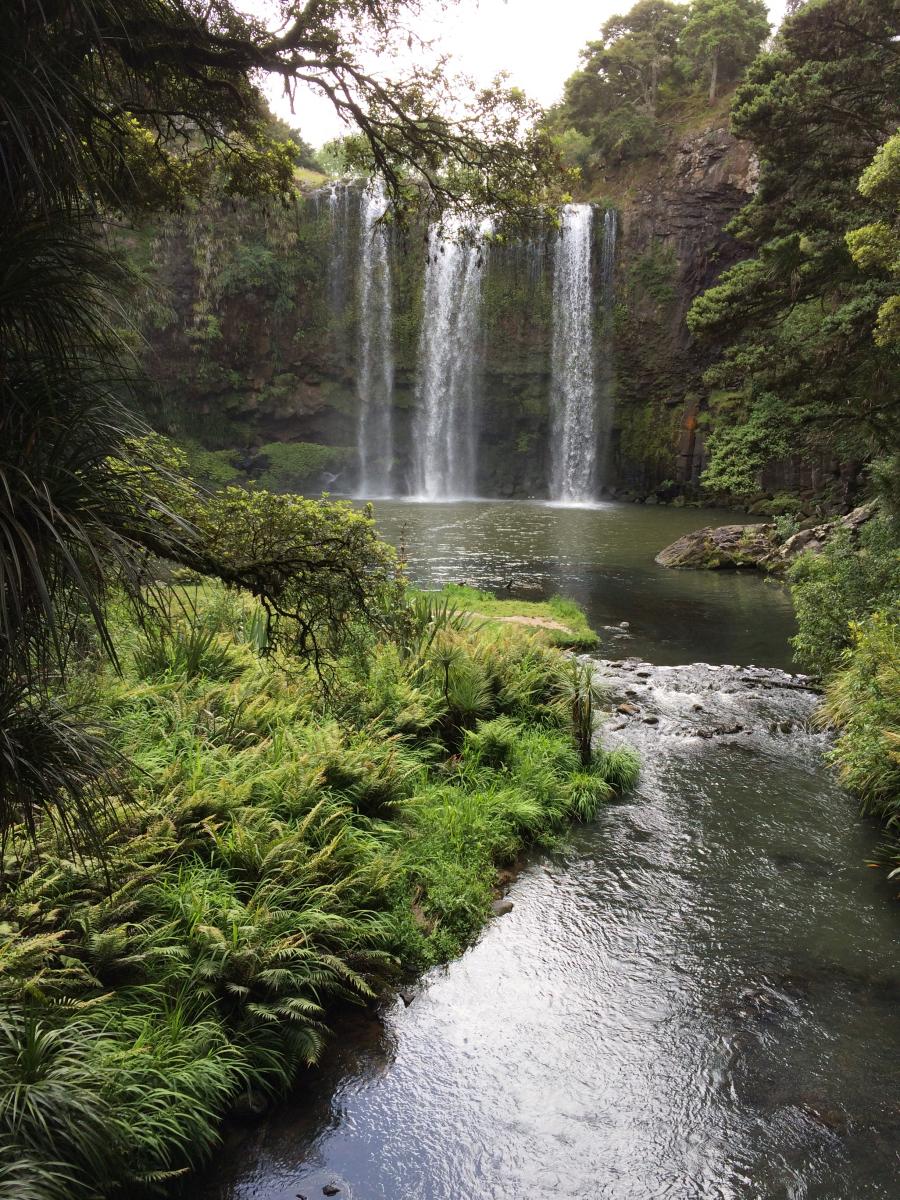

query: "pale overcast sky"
left=245, top=1, right=789, bottom=147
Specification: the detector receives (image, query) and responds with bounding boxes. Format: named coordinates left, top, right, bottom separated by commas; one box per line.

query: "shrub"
left=789, top=515, right=900, bottom=674
left=821, top=610, right=900, bottom=835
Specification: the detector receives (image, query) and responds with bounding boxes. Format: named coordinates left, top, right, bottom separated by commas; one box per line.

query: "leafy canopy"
left=688, top=0, right=900, bottom=497
left=548, top=0, right=768, bottom=170
left=680, top=0, right=770, bottom=102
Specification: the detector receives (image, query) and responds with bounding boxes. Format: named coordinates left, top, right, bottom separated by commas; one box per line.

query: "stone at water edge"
left=654, top=523, right=777, bottom=569
left=654, top=504, right=877, bottom=571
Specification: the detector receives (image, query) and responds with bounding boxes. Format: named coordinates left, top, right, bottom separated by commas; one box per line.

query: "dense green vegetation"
left=688, top=0, right=900, bottom=499
left=789, top=511, right=900, bottom=872
left=549, top=0, right=769, bottom=170
left=0, top=579, right=637, bottom=1197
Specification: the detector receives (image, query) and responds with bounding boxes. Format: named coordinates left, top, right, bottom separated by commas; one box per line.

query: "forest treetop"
left=549, top=0, right=769, bottom=170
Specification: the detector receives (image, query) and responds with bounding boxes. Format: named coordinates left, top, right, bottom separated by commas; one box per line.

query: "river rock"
left=654, top=522, right=778, bottom=569
left=655, top=504, right=877, bottom=572
left=617, top=702, right=640, bottom=715
left=491, top=899, right=514, bottom=916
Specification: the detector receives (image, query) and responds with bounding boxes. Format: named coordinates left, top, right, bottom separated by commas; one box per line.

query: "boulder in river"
left=654, top=522, right=778, bottom=569
left=655, top=504, right=876, bottom=571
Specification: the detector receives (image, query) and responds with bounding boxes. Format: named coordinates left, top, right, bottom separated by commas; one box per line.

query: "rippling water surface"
left=368, top=499, right=797, bottom=667
left=197, top=502, right=899, bottom=1200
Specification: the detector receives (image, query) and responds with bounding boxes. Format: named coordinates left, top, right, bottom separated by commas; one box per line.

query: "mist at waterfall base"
left=318, top=187, right=615, bottom=504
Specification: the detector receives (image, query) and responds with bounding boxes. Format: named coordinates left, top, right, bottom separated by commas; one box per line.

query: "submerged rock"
left=230, top=1089, right=270, bottom=1119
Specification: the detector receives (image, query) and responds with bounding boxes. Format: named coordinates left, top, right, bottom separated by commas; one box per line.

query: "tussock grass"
left=0, top=584, right=635, bottom=1197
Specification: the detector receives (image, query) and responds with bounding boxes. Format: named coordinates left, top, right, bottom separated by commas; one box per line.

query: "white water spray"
left=355, top=182, right=395, bottom=496
left=549, top=204, right=610, bottom=503
left=411, top=218, right=491, bottom=499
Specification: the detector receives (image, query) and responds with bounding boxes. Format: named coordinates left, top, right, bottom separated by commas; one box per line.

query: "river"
left=197, top=501, right=899, bottom=1200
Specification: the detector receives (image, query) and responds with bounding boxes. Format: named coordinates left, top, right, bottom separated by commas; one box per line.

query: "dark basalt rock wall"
left=601, top=124, right=758, bottom=493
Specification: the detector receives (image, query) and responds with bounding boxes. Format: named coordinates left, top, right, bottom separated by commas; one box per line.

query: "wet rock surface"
left=655, top=504, right=877, bottom=572
left=589, top=656, right=819, bottom=745
left=654, top=521, right=779, bottom=570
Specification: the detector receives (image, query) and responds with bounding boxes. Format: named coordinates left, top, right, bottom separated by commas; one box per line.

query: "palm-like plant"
left=555, top=659, right=608, bottom=767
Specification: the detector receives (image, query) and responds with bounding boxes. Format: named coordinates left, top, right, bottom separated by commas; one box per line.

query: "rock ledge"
left=655, top=505, right=875, bottom=571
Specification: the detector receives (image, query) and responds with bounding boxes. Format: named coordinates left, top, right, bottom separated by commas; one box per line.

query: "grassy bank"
left=0, top=585, right=635, bottom=1198
left=434, top=584, right=600, bottom=651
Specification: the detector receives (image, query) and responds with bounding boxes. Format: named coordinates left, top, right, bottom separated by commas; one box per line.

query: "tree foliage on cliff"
left=550, top=0, right=769, bottom=169
left=688, top=0, right=900, bottom=497
left=680, top=0, right=770, bottom=103
left=0, top=0, right=562, bottom=842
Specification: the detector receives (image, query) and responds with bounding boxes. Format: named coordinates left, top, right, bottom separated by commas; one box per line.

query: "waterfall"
left=355, top=181, right=395, bottom=496
left=411, top=217, right=491, bottom=500
left=595, top=208, right=618, bottom=487
left=325, top=183, right=351, bottom=324
left=548, top=203, right=602, bottom=504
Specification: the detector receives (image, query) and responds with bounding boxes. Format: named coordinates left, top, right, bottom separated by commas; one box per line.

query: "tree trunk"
left=708, top=51, right=719, bottom=104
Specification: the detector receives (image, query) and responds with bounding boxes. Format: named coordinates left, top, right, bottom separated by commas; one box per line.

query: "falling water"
left=355, top=182, right=395, bottom=496
left=549, top=203, right=602, bottom=504
left=411, top=218, right=491, bottom=500
left=594, top=208, right=618, bottom=487
left=325, top=183, right=351, bottom=324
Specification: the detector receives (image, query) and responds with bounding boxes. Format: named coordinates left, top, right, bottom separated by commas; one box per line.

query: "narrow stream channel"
left=198, top=502, right=899, bottom=1200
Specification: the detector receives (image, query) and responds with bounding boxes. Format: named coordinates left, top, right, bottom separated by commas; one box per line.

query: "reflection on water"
left=367, top=499, right=797, bottom=668
left=195, top=506, right=899, bottom=1200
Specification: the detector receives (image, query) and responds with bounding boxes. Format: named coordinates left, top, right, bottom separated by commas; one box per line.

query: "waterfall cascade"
left=594, top=208, right=618, bottom=487
left=310, top=188, right=617, bottom=504
left=549, top=203, right=599, bottom=504
left=355, top=182, right=395, bottom=496
left=411, top=219, right=491, bottom=500
left=325, top=183, right=351, bottom=327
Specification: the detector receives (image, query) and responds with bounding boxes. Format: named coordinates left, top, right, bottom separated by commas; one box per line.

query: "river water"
left=198, top=501, right=899, bottom=1200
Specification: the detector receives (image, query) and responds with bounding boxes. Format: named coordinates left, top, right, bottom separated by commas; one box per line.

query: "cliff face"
left=128, top=117, right=757, bottom=497
left=600, top=122, right=757, bottom=492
